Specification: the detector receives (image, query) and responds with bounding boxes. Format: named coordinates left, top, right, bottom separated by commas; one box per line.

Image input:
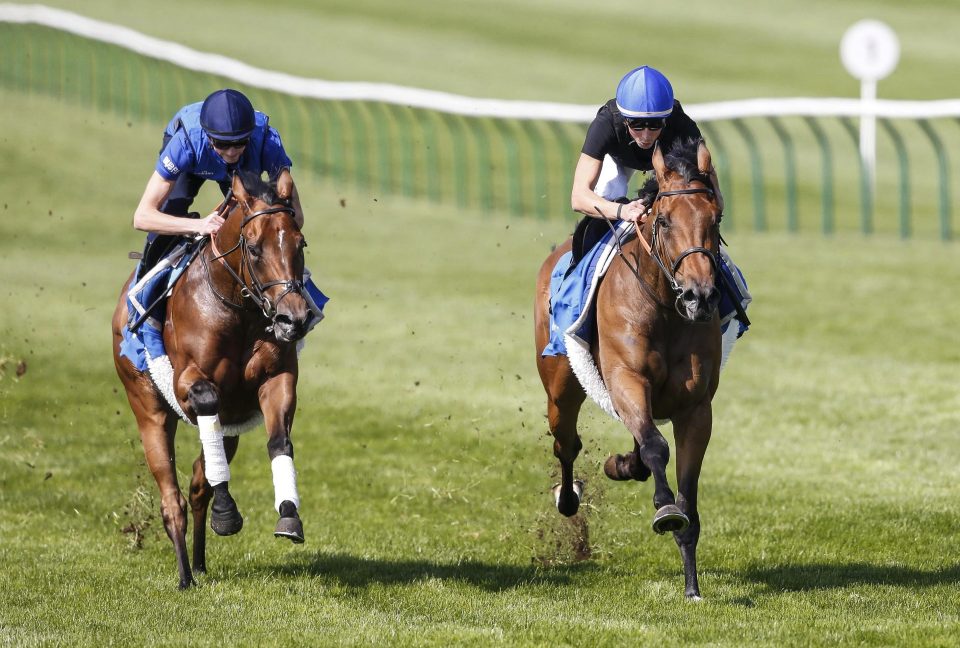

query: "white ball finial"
left=841, top=19, right=900, bottom=81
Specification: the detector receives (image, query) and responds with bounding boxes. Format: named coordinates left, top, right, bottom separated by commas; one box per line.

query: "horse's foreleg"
left=541, top=355, right=586, bottom=517
left=138, top=414, right=194, bottom=589
left=178, top=367, right=243, bottom=537
left=608, top=370, right=685, bottom=534
left=189, top=435, right=240, bottom=574
left=671, top=403, right=713, bottom=600
left=260, top=373, right=304, bottom=543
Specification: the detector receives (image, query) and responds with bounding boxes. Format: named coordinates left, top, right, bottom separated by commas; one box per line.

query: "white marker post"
left=840, top=20, right=900, bottom=191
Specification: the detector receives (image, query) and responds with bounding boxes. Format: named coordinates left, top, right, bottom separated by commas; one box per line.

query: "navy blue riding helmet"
left=200, top=89, right=256, bottom=141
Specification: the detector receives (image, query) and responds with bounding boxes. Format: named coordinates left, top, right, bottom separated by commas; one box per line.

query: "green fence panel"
left=916, top=119, right=952, bottom=241
left=878, top=119, right=911, bottom=239
left=2, top=21, right=959, bottom=239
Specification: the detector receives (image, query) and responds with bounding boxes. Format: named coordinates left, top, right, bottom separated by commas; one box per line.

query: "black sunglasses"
left=210, top=136, right=250, bottom=150
left=625, top=119, right=666, bottom=131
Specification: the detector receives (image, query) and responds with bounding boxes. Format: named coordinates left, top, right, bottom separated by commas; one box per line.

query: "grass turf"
left=2, top=88, right=960, bottom=645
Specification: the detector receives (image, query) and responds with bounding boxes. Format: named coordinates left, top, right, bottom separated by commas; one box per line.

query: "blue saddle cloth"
left=543, top=222, right=633, bottom=357
left=542, top=223, right=751, bottom=357
left=119, top=242, right=195, bottom=371
left=118, top=243, right=331, bottom=372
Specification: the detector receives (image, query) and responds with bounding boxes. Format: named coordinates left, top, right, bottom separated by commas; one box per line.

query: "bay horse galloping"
left=535, top=139, right=723, bottom=599
left=112, top=172, right=312, bottom=589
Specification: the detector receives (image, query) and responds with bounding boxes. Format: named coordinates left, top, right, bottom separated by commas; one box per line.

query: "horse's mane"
left=237, top=170, right=288, bottom=207
left=638, top=137, right=708, bottom=202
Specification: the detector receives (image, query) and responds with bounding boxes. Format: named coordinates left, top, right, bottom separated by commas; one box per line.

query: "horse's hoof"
left=551, top=479, right=584, bottom=517
left=275, top=516, right=305, bottom=544
left=652, top=504, right=689, bottom=535
left=603, top=455, right=632, bottom=481
left=274, top=500, right=304, bottom=543
left=211, top=488, right=244, bottom=536
left=603, top=454, right=651, bottom=481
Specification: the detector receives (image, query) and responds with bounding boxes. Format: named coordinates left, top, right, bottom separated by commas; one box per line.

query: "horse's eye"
left=248, top=245, right=262, bottom=258
left=656, top=215, right=670, bottom=229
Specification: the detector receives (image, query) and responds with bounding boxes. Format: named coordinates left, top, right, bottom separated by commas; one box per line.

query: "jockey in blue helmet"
left=549, top=66, right=746, bottom=364
left=571, top=65, right=723, bottom=239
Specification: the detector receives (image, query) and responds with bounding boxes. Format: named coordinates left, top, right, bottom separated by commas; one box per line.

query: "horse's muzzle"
left=680, top=284, right=721, bottom=322
left=271, top=313, right=309, bottom=343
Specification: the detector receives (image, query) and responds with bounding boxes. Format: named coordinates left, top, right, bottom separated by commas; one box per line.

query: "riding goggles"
left=209, top=136, right=250, bottom=150
left=625, top=118, right=666, bottom=131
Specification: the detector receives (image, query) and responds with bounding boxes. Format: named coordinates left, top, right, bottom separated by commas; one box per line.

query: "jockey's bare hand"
left=618, top=199, right=649, bottom=225
left=196, top=210, right=225, bottom=236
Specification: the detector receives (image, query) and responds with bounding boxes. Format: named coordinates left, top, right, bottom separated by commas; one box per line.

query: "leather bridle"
left=204, top=201, right=304, bottom=331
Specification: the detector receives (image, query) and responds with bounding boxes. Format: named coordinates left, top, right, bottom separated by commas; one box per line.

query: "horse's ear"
left=231, top=173, right=250, bottom=205
left=651, top=140, right=666, bottom=180
left=696, top=139, right=713, bottom=175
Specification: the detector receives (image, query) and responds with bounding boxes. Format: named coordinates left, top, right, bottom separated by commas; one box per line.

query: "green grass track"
left=2, top=87, right=960, bottom=646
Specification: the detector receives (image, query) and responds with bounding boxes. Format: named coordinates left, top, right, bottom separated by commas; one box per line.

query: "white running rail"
left=3, top=3, right=959, bottom=123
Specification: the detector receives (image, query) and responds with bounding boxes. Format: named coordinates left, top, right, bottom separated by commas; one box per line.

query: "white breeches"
left=594, top=155, right=636, bottom=201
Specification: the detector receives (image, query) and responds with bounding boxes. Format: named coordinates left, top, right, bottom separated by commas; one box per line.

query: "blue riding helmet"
left=615, top=66, right=674, bottom=119
left=200, top=89, right=256, bottom=141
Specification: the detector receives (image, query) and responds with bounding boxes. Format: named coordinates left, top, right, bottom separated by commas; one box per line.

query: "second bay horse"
left=534, top=139, right=723, bottom=599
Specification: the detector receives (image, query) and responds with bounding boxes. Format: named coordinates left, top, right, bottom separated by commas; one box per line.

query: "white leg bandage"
left=271, top=454, right=300, bottom=512
left=198, top=414, right=230, bottom=486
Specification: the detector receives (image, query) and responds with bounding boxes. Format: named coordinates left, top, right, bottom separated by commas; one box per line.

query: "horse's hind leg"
left=189, top=435, right=240, bottom=575
left=139, top=412, right=193, bottom=589
left=602, top=439, right=652, bottom=482
left=539, top=355, right=587, bottom=517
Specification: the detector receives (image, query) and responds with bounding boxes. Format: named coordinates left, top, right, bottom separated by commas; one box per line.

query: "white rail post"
left=841, top=19, right=900, bottom=192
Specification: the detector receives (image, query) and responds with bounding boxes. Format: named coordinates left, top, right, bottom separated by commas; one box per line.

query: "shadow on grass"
left=744, top=562, right=960, bottom=592
left=262, top=551, right=598, bottom=591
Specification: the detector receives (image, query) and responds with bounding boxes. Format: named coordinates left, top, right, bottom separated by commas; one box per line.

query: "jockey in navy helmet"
left=131, top=88, right=326, bottom=325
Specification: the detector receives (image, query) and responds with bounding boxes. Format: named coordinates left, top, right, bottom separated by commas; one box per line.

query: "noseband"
left=205, top=202, right=304, bottom=330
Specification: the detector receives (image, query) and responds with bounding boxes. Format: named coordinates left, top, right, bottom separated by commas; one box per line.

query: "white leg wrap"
left=720, top=322, right=739, bottom=372
left=271, top=454, right=300, bottom=512
left=198, top=414, right=230, bottom=486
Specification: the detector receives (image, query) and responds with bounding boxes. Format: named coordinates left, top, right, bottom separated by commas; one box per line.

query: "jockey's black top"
left=581, top=99, right=702, bottom=172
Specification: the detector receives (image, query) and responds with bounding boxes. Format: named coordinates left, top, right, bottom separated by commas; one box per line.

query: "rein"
left=202, top=201, right=303, bottom=331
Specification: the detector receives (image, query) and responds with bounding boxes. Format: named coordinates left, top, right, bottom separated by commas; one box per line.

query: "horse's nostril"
left=682, top=288, right=698, bottom=303
left=708, top=287, right=721, bottom=307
